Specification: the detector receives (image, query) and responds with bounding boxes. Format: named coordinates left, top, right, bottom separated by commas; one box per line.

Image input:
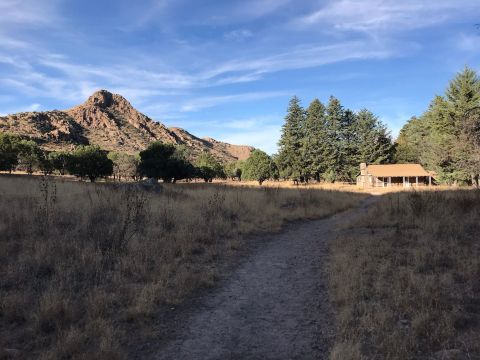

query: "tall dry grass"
left=329, top=190, right=480, bottom=360
left=0, top=174, right=364, bottom=359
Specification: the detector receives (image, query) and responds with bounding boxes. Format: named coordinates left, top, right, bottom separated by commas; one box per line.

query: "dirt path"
left=146, top=199, right=373, bottom=360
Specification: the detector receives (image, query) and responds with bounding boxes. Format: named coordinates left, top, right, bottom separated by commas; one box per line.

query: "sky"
left=0, top=0, right=479, bottom=153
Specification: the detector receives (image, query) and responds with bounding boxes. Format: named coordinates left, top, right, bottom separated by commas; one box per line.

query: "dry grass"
left=329, top=190, right=480, bottom=360
left=0, top=174, right=364, bottom=359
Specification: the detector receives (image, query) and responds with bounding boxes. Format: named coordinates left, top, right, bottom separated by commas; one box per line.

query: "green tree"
left=323, top=96, right=345, bottom=182
left=139, top=142, right=174, bottom=182
left=446, top=66, right=480, bottom=125
left=195, top=153, right=224, bottom=182
left=0, top=133, right=21, bottom=172
left=303, top=99, right=328, bottom=182
left=108, top=152, right=140, bottom=181
left=395, top=67, right=480, bottom=184
left=37, top=150, right=54, bottom=175
left=224, top=161, right=243, bottom=181
left=68, top=145, right=113, bottom=182
left=242, top=150, right=275, bottom=185
left=49, top=151, right=72, bottom=175
left=17, top=140, right=42, bottom=174
left=356, top=109, right=393, bottom=165
left=169, top=147, right=196, bottom=183
left=277, top=96, right=306, bottom=180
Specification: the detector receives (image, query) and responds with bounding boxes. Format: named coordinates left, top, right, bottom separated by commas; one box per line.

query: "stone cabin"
left=356, top=163, right=433, bottom=188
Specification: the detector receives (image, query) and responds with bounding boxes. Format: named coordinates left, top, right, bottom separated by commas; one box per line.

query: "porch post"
left=403, top=176, right=405, bottom=187
left=416, top=176, right=418, bottom=187
left=429, top=176, right=431, bottom=186
left=388, top=177, right=391, bottom=187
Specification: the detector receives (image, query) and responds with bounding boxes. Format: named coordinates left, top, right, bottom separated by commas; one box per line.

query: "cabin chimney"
left=360, top=163, right=367, bottom=176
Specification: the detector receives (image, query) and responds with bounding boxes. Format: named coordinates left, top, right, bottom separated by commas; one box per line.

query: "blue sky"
left=0, top=0, right=479, bottom=153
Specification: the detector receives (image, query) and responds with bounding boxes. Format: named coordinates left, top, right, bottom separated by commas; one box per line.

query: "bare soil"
left=134, top=199, right=374, bottom=360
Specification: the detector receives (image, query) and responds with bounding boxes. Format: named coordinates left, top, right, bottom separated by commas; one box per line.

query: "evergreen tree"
left=446, top=66, right=480, bottom=125
left=356, top=109, right=393, bottom=165
left=303, top=99, right=327, bottom=182
left=395, top=67, right=480, bottom=184
left=277, top=96, right=306, bottom=180
left=338, top=109, right=358, bottom=181
left=242, top=149, right=275, bottom=185
left=323, top=96, right=345, bottom=182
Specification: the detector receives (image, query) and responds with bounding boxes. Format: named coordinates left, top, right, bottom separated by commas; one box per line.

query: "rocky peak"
left=85, top=90, right=115, bottom=108
left=0, top=90, right=254, bottom=161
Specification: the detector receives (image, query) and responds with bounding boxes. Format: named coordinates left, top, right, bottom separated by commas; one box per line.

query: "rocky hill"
left=0, top=90, right=253, bottom=162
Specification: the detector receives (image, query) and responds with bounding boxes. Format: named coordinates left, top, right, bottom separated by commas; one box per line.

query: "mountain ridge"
left=0, top=90, right=254, bottom=162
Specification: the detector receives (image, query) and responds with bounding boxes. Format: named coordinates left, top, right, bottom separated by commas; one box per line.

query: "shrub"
left=49, top=151, right=71, bottom=175
left=241, top=149, right=276, bottom=185
left=17, top=139, right=42, bottom=174
left=195, top=153, right=224, bottom=182
left=67, top=145, right=113, bottom=182
left=138, top=142, right=194, bottom=182
left=108, top=152, right=140, bottom=181
left=0, top=133, right=21, bottom=172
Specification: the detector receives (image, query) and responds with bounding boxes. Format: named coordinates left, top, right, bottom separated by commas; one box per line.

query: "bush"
left=49, top=151, right=71, bottom=175
left=138, top=142, right=194, bottom=182
left=241, top=150, right=276, bottom=185
left=67, top=145, right=113, bottom=182
left=0, top=133, right=21, bottom=172
left=17, top=140, right=42, bottom=174
left=108, top=152, right=140, bottom=181
left=195, top=153, right=224, bottom=182
left=224, top=161, right=243, bottom=181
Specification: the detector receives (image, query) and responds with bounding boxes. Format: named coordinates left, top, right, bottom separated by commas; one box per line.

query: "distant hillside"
left=0, top=90, right=254, bottom=162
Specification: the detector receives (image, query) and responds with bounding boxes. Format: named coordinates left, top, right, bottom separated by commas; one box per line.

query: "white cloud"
left=0, top=0, right=58, bottom=27
left=296, top=0, right=480, bottom=36
left=224, top=29, right=254, bottom=41
left=180, top=91, right=289, bottom=112
left=201, top=41, right=392, bottom=82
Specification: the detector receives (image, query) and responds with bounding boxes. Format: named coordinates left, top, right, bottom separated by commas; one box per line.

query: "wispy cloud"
left=296, top=0, right=480, bottom=35
left=180, top=91, right=289, bottom=112
left=0, top=0, right=58, bottom=27
left=201, top=41, right=392, bottom=81
left=224, top=29, right=253, bottom=41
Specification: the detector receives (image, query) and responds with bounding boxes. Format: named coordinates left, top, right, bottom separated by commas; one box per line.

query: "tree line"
left=395, top=66, right=480, bottom=185
left=2, top=67, right=478, bottom=186
left=0, top=134, right=277, bottom=184
left=276, top=96, right=393, bottom=183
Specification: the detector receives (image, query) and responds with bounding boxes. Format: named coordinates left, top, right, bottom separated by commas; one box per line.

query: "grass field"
left=329, top=190, right=480, bottom=360
left=0, top=175, right=364, bottom=359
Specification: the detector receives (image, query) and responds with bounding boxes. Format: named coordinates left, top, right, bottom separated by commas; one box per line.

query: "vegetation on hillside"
left=395, top=67, right=480, bottom=185
left=0, top=175, right=363, bottom=359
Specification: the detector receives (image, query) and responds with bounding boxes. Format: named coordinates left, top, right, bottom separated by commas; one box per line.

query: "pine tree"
left=446, top=66, right=480, bottom=125
left=303, top=99, right=327, bottom=182
left=323, top=96, right=345, bottom=182
left=338, top=109, right=358, bottom=181
left=356, top=109, right=393, bottom=165
left=395, top=66, right=480, bottom=184
left=277, top=96, right=306, bottom=180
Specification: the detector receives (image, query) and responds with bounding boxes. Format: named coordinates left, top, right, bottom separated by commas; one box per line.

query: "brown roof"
left=367, top=164, right=431, bottom=177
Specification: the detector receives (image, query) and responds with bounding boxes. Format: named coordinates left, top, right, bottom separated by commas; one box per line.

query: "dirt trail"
left=147, top=198, right=373, bottom=360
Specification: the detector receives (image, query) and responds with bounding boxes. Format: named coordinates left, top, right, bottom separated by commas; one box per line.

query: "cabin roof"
left=367, top=164, right=431, bottom=177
